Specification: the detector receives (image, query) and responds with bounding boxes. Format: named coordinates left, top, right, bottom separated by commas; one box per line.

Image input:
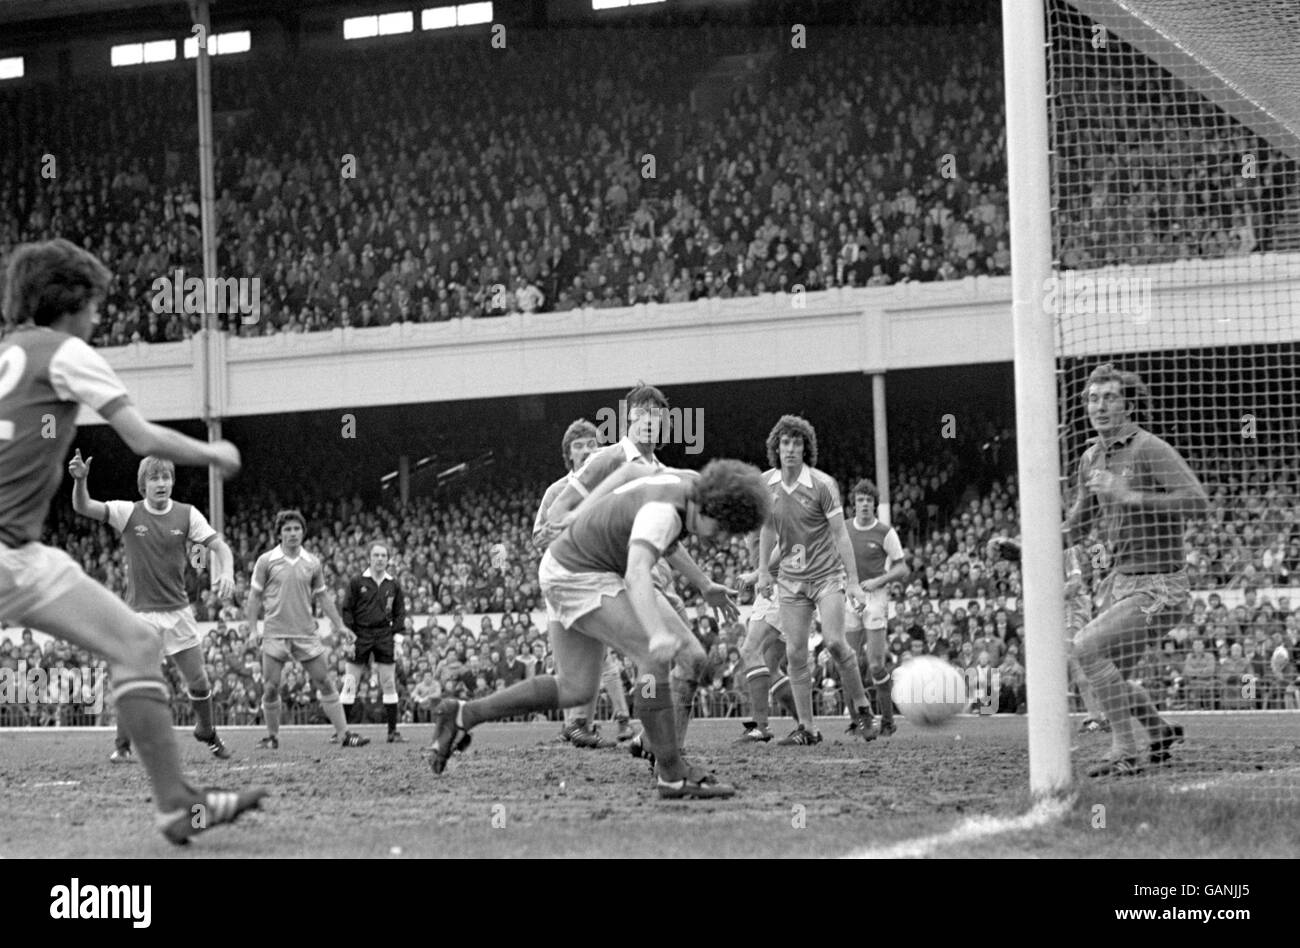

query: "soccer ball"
left=892, top=656, right=967, bottom=726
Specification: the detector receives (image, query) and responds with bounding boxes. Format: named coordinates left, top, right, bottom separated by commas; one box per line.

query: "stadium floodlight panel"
left=378, top=11, right=414, bottom=35
left=457, top=2, right=492, bottom=25
left=0, top=56, right=22, bottom=80
left=142, top=39, right=176, bottom=63
left=184, top=30, right=252, bottom=59
left=110, top=43, right=144, bottom=66
left=343, top=15, right=380, bottom=39
left=592, top=0, right=629, bottom=9
left=421, top=6, right=457, bottom=29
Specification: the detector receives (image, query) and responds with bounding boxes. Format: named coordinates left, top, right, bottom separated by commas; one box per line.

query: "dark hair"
left=561, top=418, right=600, bottom=470
left=624, top=381, right=668, bottom=411
left=1085, top=362, right=1148, bottom=425
left=765, top=414, right=818, bottom=469
left=2, top=238, right=112, bottom=328
left=694, top=459, right=770, bottom=535
left=851, top=478, right=879, bottom=502
left=275, top=509, right=306, bottom=534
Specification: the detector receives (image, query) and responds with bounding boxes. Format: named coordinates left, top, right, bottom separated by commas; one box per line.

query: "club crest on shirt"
left=133, top=525, right=148, bottom=536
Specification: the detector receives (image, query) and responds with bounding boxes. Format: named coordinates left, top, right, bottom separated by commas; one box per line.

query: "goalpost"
left=1007, top=0, right=1300, bottom=797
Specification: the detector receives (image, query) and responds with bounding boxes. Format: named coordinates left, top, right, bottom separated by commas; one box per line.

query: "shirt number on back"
left=0, top=347, right=28, bottom=440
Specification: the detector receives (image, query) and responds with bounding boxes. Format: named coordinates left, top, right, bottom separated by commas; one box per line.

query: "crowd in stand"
left=3, top=21, right=1295, bottom=347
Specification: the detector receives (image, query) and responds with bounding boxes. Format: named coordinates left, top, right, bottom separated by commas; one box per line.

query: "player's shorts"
left=352, top=628, right=395, bottom=665
left=540, top=550, right=627, bottom=630
left=1095, top=568, right=1190, bottom=627
left=749, top=592, right=783, bottom=632
left=776, top=572, right=846, bottom=607
left=0, top=542, right=86, bottom=621
left=845, top=586, right=890, bottom=631
left=136, top=606, right=201, bottom=657
left=262, top=636, right=328, bottom=664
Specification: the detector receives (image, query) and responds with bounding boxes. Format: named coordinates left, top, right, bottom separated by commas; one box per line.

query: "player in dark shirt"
left=428, top=461, right=768, bottom=799
left=340, top=542, right=407, bottom=742
left=1064, top=363, right=1207, bottom=776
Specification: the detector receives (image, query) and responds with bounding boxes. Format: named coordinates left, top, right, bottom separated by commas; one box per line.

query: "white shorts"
left=540, top=550, right=627, bottom=630
left=137, top=606, right=202, bottom=657
left=845, top=587, right=890, bottom=631
left=0, top=543, right=86, bottom=621
left=749, top=592, right=783, bottom=633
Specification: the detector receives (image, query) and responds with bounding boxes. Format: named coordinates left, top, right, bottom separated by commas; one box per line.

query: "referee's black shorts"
left=353, top=627, right=395, bottom=665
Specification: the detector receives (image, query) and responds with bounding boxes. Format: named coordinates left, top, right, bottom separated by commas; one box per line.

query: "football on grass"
left=892, top=656, right=967, bottom=725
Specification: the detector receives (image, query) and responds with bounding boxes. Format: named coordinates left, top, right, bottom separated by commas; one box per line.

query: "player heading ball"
left=428, top=459, right=769, bottom=799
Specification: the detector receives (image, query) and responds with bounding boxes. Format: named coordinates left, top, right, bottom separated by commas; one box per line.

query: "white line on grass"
left=841, top=795, right=1074, bottom=859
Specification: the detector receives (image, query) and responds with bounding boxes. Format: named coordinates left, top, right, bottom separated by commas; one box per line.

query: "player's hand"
left=68, top=450, right=92, bottom=480
left=737, top=568, right=759, bottom=589
left=756, top=570, right=775, bottom=600
left=860, top=576, right=881, bottom=593
left=212, top=573, right=234, bottom=600
left=846, top=584, right=869, bottom=612
left=701, top=582, right=740, bottom=623
left=335, top=625, right=356, bottom=646
left=209, top=440, right=242, bottom=478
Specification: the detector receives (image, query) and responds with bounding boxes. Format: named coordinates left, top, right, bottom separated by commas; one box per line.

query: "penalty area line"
left=841, top=795, right=1074, bottom=859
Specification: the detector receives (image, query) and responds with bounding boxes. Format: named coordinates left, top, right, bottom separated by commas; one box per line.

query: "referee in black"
left=340, top=541, right=408, bottom=742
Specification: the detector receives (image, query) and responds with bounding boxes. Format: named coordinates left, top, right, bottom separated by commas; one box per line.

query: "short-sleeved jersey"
left=549, top=470, right=696, bottom=576
left=764, top=465, right=845, bottom=582
left=0, top=327, right=131, bottom=546
left=251, top=544, right=326, bottom=639
left=105, top=499, right=216, bottom=611
left=1070, top=423, right=1204, bottom=574
left=849, top=516, right=904, bottom=581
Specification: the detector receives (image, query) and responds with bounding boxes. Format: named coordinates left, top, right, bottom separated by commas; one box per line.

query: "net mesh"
left=1047, top=0, right=1300, bottom=795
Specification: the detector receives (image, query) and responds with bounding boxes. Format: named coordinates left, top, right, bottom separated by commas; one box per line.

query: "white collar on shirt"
left=619, top=435, right=659, bottom=467
left=767, top=465, right=814, bottom=490
left=362, top=568, right=393, bottom=583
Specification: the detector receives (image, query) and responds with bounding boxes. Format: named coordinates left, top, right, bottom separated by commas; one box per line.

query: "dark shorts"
left=354, top=629, right=395, bottom=666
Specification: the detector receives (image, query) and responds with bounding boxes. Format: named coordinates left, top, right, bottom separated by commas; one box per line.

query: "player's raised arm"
left=104, top=402, right=241, bottom=476
left=67, top=449, right=109, bottom=523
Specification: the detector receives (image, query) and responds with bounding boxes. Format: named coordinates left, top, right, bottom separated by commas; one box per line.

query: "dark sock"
left=635, top=677, right=683, bottom=781
left=385, top=702, right=398, bottom=732
left=115, top=680, right=192, bottom=811
left=115, top=720, right=131, bottom=752
left=874, top=672, right=894, bottom=724
left=342, top=701, right=356, bottom=725
left=189, top=688, right=215, bottom=735
left=463, top=675, right=560, bottom=729
left=745, top=667, right=772, bottom=726
left=1128, top=682, right=1163, bottom=733
left=670, top=675, right=697, bottom=747
left=771, top=676, right=795, bottom=718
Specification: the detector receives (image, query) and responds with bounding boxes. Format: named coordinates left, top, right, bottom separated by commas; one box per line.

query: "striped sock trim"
left=769, top=675, right=790, bottom=696
left=745, top=667, right=771, bottom=682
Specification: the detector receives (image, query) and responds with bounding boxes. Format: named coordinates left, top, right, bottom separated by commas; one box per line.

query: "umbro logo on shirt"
left=170, top=529, right=183, bottom=535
